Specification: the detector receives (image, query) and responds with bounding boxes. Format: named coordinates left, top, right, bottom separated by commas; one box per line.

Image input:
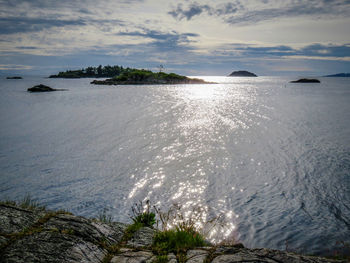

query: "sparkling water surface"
left=0, top=76, right=349, bottom=255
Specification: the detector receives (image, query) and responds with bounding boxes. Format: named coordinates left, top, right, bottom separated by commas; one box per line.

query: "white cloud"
left=0, top=0, right=349, bottom=75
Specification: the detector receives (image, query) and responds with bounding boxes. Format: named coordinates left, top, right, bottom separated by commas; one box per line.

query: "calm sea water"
left=0, top=76, right=349, bottom=255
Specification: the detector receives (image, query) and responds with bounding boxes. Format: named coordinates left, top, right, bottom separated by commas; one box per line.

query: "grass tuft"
left=153, top=255, right=168, bottom=263
left=0, top=194, right=46, bottom=211
left=98, top=208, right=113, bottom=223
left=153, top=228, right=205, bottom=255
left=130, top=200, right=156, bottom=228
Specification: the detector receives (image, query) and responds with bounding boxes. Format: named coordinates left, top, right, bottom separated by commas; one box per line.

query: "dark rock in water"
left=324, top=73, right=350, bottom=77
left=229, top=71, right=257, bottom=77
left=6, top=76, right=22, bottom=79
left=27, top=84, right=67, bottom=92
left=290, top=78, right=320, bottom=83
left=27, top=84, right=56, bottom=92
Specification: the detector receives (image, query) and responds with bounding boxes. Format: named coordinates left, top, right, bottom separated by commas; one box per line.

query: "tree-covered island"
left=49, top=65, right=214, bottom=84
left=91, top=69, right=213, bottom=85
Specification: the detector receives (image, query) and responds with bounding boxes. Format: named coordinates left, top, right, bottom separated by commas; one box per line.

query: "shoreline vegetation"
left=0, top=197, right=348, bottom=262
left=91, top=69, right=214, bottom=85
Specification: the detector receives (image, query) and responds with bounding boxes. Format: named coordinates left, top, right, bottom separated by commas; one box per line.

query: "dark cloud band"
left=169, top=0, right=350, bottom=24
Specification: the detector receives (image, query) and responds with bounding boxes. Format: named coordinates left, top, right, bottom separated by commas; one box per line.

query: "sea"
left=0, top=76, right=349, bottom=256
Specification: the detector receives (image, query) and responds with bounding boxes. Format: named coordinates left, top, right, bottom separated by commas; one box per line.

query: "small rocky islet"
left=0, top=203, right=345, bottom=263
left=228, top=71, right=257, bottom=77
left=6, top=76, right=22, bottom=79
left=290, top=78, right=321, bottom=83
left=27, top=84, right=67, bottom=92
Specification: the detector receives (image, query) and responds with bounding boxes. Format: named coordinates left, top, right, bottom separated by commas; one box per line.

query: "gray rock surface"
left=111, top=249, right=153, bottom=263
left=2, top=231, right=106, bottom=263
left=168, top=253, right=178, bottom=263
left=127, top=226, right=155, bottom=248
left=0, top=204, right=346, bottom=263
left=42, top=213, right=123, bottom=245
left=211, top=247, right=344, bottom=263
left=0, top=204, right=46, bottom=234
left=0, top=204, right=123, bottom=262
left=186, top=249, right=209, bottom=263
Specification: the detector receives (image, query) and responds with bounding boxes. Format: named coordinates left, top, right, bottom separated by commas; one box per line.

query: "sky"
left=0, top=0, right=350, bottom=76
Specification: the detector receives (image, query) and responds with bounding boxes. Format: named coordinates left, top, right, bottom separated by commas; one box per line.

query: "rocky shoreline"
left=0, top=203, right=346, bottom=263
left=90, top=77, right=212, bottom=85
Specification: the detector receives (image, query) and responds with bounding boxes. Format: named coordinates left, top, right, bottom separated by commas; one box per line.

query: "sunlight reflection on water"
left=126, top=81, right=258, bottom=242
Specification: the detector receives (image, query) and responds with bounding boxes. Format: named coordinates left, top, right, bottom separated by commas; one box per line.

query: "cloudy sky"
left=1, top=0, right=350, bottom=76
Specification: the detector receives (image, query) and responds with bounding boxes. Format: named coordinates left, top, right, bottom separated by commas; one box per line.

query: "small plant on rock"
left=98, top=208, right=113, bottom=223
left=0, top=194, right=46, bottom=211
left=153, top=255, right=168, bottom=263
left=153, top=227, right=205, bottom=255
left=122, top=200, right=157, bottom=243
left=130, top=200, right=156, bottom=228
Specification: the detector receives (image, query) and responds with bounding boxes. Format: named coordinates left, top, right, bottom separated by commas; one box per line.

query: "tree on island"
left=49, top=65, right=133, bottom=78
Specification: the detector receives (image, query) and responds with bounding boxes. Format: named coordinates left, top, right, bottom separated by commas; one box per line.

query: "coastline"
left=0, top=202, right=346, bottom=263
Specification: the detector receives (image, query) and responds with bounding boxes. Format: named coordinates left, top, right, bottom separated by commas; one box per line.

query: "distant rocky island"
left=6, top=76, right=22, bottom=79
left=290, top=78, right=320, bottom=83
left=324, top=73, right=350, bottom=77
left=228, top=70, right=257, bottom=77
left=91, top=69, right=213, bottom=85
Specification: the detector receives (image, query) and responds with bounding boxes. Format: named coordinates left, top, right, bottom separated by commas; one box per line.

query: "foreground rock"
left=0, top=204, right=345, bottom=263
left=290, top=78, right=320, bottom=83
left=0, top=203, right=127, bottom=263
left=6, top=76, right=22, bottom=79
left=228, top=70, right=257, bottom=77
left=27, top=84, right=67, bottom=92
